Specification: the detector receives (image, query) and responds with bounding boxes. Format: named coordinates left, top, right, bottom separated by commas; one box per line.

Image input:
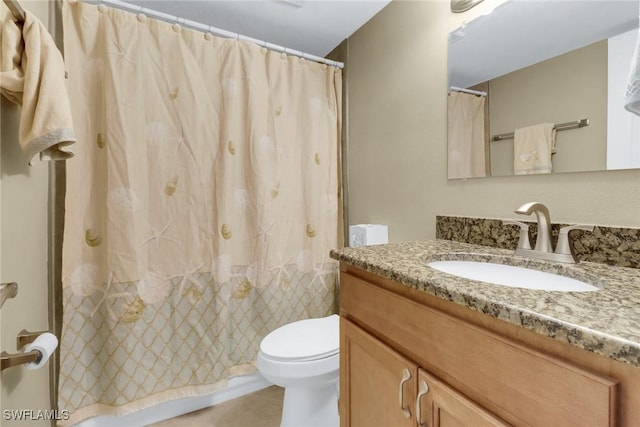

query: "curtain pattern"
left=60, top=1, right=341, bottom=424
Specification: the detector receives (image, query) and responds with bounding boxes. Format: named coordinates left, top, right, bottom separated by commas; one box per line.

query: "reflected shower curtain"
left=59, top=1, right=341, bottom=424
left=447, top=91, right=486, bottom=179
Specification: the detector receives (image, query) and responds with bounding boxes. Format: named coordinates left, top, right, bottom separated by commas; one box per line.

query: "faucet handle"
left=554, top=224, right=594, bottom=256
left=502, top=220, right=532, bottom=250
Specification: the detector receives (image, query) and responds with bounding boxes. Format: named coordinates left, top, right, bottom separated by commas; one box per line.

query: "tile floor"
left=149, top=386, right=283, bottom=427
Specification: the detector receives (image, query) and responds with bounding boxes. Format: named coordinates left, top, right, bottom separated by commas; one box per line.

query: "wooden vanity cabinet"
left=342, top=317, right=509, bottom=427
left=339, top=266, right=620, bottom=427
left=417, top=369, right=510, bottom=427
left=341, top=317, right=417, bottom=427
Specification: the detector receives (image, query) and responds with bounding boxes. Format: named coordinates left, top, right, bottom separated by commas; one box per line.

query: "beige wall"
left=346, top=0, right=640, bottom=243
left=1, top=1, right=53, bottom=424
left=490, top=40, right=607, bottom=176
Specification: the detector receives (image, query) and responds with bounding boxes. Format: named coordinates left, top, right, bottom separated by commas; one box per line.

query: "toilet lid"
left=260, top=314, right=339, bottom=362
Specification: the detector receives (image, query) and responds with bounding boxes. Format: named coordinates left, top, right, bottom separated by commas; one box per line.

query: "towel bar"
left=491, top=118, right=590, bottom=142
left=2, top=0, right=26, bottom=22
left=0, top=282, right=18, bottom=309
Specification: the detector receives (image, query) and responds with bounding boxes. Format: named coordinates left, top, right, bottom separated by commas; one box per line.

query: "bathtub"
left=75, top=373, right=272, bottom=427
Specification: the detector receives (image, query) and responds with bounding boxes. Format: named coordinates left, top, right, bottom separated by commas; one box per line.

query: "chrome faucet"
left=515, top=202, right=553, bottom=253
left=503, top=202, right=593, bottom=263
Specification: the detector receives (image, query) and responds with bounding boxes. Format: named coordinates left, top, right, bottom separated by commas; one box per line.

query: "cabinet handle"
left=415, top=379, right=430, bottom=427
left=398, top=368, right=412, bottom=419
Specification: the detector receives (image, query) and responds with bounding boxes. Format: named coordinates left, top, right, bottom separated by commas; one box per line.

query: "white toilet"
left=257, top=314, right=340, bottom=427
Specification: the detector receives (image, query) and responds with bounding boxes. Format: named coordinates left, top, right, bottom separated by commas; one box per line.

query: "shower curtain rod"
left=81, top=0, right=344, bottom=69
left=449, top=86, right=487, bottom=97
left=2, top=0, right=26, bottom=22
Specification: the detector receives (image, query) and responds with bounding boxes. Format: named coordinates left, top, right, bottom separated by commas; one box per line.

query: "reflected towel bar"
left=2, top=0, right=26, bottom=22
left=491, top=118, right=590, bottom=142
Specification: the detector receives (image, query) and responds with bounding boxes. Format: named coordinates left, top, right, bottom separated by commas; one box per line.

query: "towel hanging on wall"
left=0, top=9, right=76, bottom=162
left=625, top=3, right=640, bottom=115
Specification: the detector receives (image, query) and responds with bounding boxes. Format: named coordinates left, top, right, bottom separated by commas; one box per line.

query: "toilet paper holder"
left=1, top=329, right=51, bottom=371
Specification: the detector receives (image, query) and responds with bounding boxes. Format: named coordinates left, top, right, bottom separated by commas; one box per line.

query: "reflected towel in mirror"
left=513, top=123, right=556, bottom=175
left=625, top=21, right=640, bottom=115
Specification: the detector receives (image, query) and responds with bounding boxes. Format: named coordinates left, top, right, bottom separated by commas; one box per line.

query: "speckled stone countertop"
left=330, top=240, right=640, bottom=367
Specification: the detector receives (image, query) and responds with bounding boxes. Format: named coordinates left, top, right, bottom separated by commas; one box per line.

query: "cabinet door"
left=416, top=370, right=510, bottom=427
left=340, top=318, right=417, bottom=427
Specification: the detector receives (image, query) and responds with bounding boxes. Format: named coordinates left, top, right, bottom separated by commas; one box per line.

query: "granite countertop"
left=330, top=239, right=640, bottom=367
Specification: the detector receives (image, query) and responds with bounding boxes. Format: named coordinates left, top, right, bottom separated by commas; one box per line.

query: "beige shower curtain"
left=447, top=91, right=486, bottom=179
left=59, top=1, right=341, bottom=424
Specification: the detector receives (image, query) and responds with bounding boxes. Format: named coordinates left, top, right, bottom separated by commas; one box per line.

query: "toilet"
left=257, top=314, right=340, bottom=427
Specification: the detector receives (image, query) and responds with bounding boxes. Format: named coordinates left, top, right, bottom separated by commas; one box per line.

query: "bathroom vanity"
left=331, top=240, right=640, bottom=426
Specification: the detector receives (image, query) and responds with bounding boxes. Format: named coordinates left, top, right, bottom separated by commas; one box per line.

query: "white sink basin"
left=427, top=260, right=598, bottom=292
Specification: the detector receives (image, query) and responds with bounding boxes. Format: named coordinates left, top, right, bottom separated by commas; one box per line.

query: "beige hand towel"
left=513, top=123, right=556, bottom=175
left=1, top=11, right=76, bottom=162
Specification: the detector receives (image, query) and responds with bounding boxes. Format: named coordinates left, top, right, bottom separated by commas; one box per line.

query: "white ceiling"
left=124, top=0, right=391, bottom=57
left=449, top=0, right=639, bottom=88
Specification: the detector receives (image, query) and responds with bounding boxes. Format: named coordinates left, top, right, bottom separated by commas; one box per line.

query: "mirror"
left=447, top=0, right=640, bottom=179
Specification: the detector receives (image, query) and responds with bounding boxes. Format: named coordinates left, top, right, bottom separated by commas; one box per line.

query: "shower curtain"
left=59, top=1, right=341, bottom=424
left=447, top=91, right=486, bottom=179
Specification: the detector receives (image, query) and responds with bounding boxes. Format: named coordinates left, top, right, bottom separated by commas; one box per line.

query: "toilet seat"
left=260, top=314, right=339, bottom=362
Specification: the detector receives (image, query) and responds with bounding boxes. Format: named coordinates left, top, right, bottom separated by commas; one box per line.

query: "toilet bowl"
left=257, top=314, right=340, bottom=427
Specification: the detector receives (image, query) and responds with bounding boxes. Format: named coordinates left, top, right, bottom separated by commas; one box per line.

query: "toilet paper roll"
left=23, top=333, right=59, bottom=370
